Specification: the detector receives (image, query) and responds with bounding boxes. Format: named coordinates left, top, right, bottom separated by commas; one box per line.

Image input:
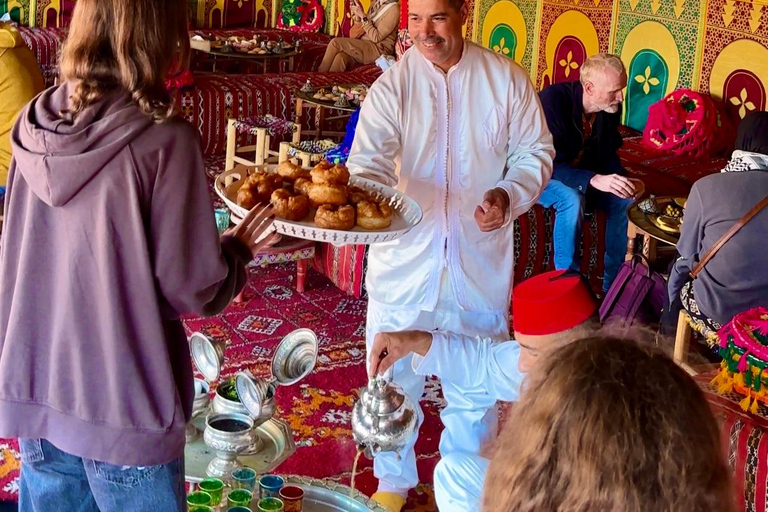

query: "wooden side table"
left=294, top=90, right=358, bottom=140
left=225, top=117, right=300, bottom=171
left=626, top=198, right=681, bottom=263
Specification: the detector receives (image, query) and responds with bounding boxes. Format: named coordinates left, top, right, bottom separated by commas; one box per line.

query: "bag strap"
left=690, top=196, right=768, bottom=279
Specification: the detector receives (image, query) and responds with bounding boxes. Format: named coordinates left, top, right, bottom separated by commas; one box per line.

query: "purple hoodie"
left=0, top=83, right=251, bottom=466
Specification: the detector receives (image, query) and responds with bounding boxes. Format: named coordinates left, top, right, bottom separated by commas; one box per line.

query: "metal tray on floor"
left=184, top=417, right=296, bottom=483
left=281, top=475, right=388, bottom=512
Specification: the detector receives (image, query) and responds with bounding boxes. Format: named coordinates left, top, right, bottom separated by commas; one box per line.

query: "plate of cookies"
left=215, top=161, right=423, bottom=245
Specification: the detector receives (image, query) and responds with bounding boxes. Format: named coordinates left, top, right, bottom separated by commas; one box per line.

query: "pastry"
left=356, top=200, right=393, bottom=230
left=271, top=188, right=310, bottom=221
left=314, top=204, right=355, bottom=230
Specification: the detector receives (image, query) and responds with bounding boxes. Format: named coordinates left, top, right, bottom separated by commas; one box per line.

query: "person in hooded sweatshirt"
left=0, top=21, right=44, bottom=187
left=0, top=0, right=278, bottom=510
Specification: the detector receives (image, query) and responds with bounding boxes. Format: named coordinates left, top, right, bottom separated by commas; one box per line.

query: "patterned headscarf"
left=723, top=111, right=768, bottom=173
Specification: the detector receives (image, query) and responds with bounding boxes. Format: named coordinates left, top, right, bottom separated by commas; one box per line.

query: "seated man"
left=318, top=0, right=400, bottom=72
left=368, top=270, right=598, bottom=512
left=536, top=53, right=644, bottom=294
left=0, top=21, right=45, bottom=187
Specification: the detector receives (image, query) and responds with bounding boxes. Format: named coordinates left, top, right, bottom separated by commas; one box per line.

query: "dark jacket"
left=0, top=83, right=251, bottom=466
left=538, top=81, right=624, bottom=193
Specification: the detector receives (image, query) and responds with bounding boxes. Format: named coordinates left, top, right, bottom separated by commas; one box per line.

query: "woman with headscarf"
left=318, top=0, right=400, bottom=72
left=663, top=111, right=768, bottom=339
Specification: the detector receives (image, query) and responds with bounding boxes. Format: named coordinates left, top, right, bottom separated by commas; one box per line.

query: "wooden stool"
left=225, top=116, right=300, bottom=171
left=278, top=139, right=339, bottom=168
left=673, top=309, right=720, bottom=376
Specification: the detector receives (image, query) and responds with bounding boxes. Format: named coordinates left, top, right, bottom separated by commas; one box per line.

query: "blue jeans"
left=538, top=180, right=632, bottom=292
left=538, top=180, right=584, bottom=273
left=19, top=439, right=186, bottom=512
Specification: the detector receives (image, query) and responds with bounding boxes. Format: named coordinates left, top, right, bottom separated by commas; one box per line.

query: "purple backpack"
left=599, top=255, right=668, bottom=326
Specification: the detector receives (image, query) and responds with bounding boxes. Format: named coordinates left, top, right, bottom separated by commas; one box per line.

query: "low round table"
left=626, top=196, right=682, bottom=263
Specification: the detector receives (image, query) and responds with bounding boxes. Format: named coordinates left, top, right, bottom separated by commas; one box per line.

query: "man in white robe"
left=368, top=270, right=599, bottom=511
left=346, top=0, right=554, bottom=506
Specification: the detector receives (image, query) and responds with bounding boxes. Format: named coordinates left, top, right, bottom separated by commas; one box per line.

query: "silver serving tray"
left=281, top=475, right=388, bottom=512
left=184, top=417, right=296, bottom=483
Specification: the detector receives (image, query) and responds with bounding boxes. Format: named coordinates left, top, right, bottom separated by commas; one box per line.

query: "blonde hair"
left=483, top=335, right=732, bottom=512
left=59, top=0, right=190, bottom=123
left=580, top=53, right=625, bottom=85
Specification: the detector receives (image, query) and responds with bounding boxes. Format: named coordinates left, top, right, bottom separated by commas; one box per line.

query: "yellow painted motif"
left=42, top=0, right=60, bottom=27
left=750, top=2, right=762, bottom=34
left=559, top=50, right=579, bottom=78
left=7, top=0, right=29, bottom=26
left=730, top=88, right=756, bottom=118
left=634, top=65, right=661, bottom=94
left=723, top=0, right=736, bottom=28
left=710, top=39, right=768, bottom=110
left=539, top=10, right=599, bottom=88
left=285, top=387, right=356, bottom=442
left=482, top=0, right=527, bottom=63
left=619, top=20, right=681, bottom=104
left=674, top=0, right=684, bottom=18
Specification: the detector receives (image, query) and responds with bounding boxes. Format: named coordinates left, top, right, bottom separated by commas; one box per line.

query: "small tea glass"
left=259, top=475, right=285, bottom=499
left=258, top=497, right=285, bottom=512
left=189, top=507, right=214, bottom=512
left=198, top=478, right=224, bottom=506
left=214, top=208, right=231, bottom=234
left=226, top=507, right=252, bottom=512
left=186, top=491, right=213, bottom=508
left=232, top=467, right=258, bottom=492
left=227, top=488, right=253, bottom=508
left=279, top=485, right=305, bottom=512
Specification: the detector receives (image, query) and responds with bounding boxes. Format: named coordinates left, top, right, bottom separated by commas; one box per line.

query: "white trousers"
left=433, top=452, right=489, bottom=512
left=365, top=274, right=508, bottom=494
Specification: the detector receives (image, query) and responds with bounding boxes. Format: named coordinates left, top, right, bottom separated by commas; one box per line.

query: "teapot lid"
left=271, top=328, right=318, bottom=386
left=364, top=378, right=408, bottom=415
left=235, top=371, right=272, bottom=419
left=189, top=332, right=226, bottom=382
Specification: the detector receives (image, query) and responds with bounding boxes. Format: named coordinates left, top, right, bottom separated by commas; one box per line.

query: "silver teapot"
left=351, top=378, right=418, bottom=460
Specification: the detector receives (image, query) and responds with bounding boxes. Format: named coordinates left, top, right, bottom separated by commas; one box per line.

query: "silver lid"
left=235, top=371, right=272, bottom=418
left=190, top=332, right=226, bottom=382
left=271, top=328, right=318, bottom=386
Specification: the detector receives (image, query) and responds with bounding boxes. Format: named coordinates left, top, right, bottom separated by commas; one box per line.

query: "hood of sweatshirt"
left=11, top=82, right=155, bottom=206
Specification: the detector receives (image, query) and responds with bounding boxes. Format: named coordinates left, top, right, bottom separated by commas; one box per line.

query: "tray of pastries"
left=215, top=162, right=422, bottom=245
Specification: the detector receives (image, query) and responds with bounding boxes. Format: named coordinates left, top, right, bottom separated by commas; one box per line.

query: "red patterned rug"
left=0, top=262, right=441, bottom=510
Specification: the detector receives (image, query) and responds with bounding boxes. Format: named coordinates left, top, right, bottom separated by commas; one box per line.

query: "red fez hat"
left=512, top=270, right=597, bottom=336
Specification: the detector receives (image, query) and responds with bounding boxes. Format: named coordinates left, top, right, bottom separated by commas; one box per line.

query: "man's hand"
left=368, top=331, right=433, bottom=379
left=474, top=188, right=510, bottom=232
left=589, top=174, right=642, bottom=199
left=350, top=0, right=365, bottom=20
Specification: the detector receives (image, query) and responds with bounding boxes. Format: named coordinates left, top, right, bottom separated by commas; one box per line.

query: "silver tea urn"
left=188, top=329, right=318, bottom=477
left=185, top=378, right=211, bottom=443
left=203, top=413, right=255, bottom=478
left=351, top=378, right=419, bottom=460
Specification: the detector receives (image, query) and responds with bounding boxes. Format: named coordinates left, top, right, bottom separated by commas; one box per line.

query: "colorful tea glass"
left=259, top=475, right=285, bottom=499
left=227, top=488, right=253, bottom=508
left=232, top=467, right=258, bottom=492
left=198, top=478, right=224, bottom=505
left=186, top=491, right=213, bottom=507
left=258, top=497, right=285, bottom=511
left=279, top=485, right=305, bottom=512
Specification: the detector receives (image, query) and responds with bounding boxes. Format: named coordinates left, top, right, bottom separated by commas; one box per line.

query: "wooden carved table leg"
left=626, top=223, right=639, bottom=261
left=296, top=260, right=308, bottom=293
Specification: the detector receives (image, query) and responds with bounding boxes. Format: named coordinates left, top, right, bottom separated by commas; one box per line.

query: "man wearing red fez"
left=368, top=270, right=598, bottom=512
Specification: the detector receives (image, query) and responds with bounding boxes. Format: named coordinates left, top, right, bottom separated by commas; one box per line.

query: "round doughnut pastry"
left=236, top=186, right=258, bottom=209
left=294, top=177, right=313, bottom=197
left=347, top=185, right=372, bottom=205
left=312, top=160, right=333, bottom=172
left=308, top=182, right=347, bottom=208
left=314, top=204, right=355, bottom=230
left=356, top=200, right=393, bottom=230
left=236, top=172, right=282, bottom=208
left=277, top=161, right=309, bottom=182
left=271, top=188, right=310, bottom=221
left=310, top=163, right=350, bottom=185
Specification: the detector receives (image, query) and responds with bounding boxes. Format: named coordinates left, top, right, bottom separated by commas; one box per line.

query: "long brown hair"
left=483, top=336, right=732, bottom=512
left=59, top=0, right=190, bottom=122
